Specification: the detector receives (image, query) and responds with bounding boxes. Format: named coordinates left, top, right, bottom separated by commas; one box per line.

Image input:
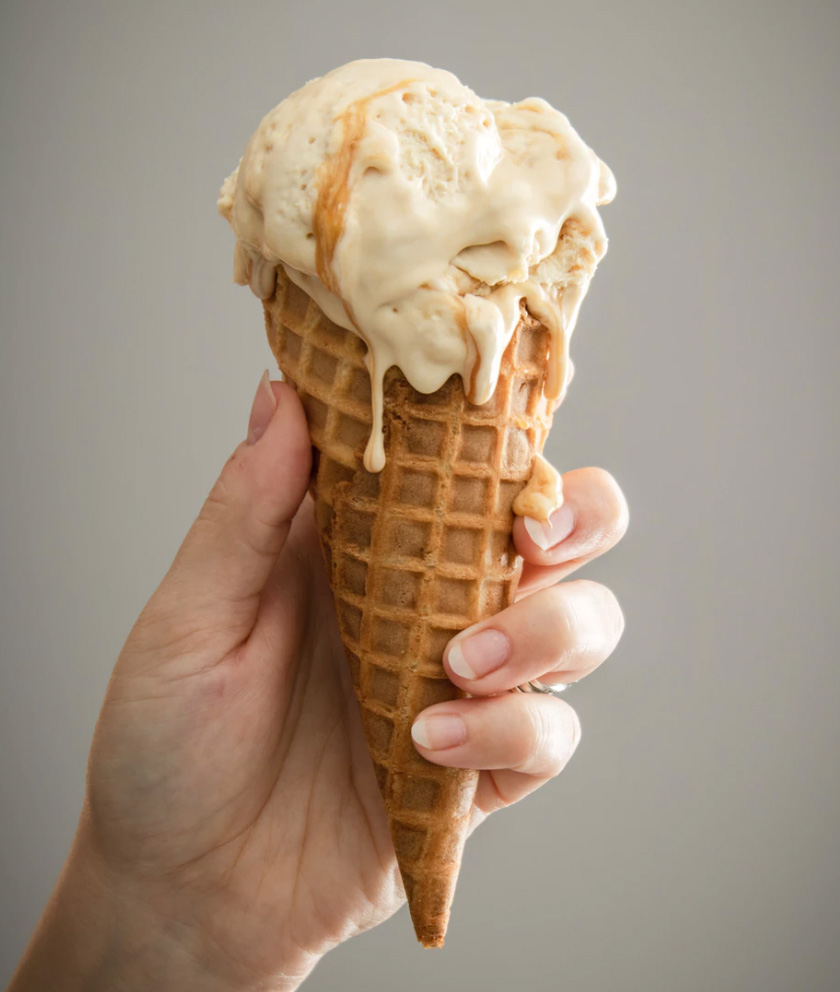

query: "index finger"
left=513, top=466, right=629, bottom=596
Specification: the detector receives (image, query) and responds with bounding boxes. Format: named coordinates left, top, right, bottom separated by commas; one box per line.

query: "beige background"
left=1, top=1, right=839, bottom=988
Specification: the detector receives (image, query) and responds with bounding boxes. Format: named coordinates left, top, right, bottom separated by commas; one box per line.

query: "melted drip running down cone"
left=263, top=268, right=554, bottom=947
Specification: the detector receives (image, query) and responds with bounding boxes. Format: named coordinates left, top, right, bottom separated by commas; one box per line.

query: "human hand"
left=10, top=374, right=628, bottom=992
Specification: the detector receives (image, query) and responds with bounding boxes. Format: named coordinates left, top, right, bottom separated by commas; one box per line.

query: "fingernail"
left=524, top=503, right=576, bottom=552
left=447, top=628, right=510, bottom=680
left=411, top=713, right=467, bottom=751
left=247, top=370, right=276, bottom=444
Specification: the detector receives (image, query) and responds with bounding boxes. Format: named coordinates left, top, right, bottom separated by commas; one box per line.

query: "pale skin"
left=9, top=374, right=628, bottom=991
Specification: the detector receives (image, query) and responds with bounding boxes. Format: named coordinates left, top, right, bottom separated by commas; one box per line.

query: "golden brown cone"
left=263, top=269, right=553, bottom=947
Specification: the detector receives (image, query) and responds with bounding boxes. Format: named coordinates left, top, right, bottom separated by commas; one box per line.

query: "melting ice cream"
left=219, top=58, right=614, bottom=476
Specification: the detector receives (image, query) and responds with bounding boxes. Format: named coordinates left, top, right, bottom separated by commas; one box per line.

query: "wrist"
left=9, top=827, right=229, bottom=992
left=9, top=821, right=318, bottom=992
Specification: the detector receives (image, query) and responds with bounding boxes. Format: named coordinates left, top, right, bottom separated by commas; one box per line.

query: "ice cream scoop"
left=219, top=58, right=614, bottom=473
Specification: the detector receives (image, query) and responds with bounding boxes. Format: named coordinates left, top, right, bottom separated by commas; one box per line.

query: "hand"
left=412, top=467, right=628, bottom=816
left=9, top=374, right=628, bottom=992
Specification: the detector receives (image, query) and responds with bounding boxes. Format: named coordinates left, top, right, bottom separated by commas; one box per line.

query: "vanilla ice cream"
left=219, top=59, right=615, bottom=473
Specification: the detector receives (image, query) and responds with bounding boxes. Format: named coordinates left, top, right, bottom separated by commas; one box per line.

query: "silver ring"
left=515, top=678, right=576, bottom=697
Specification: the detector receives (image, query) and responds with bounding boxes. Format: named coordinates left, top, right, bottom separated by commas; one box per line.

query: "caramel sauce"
left=313, top=80, right=413, bottom=296
left=453, top=302, right=481, bottom=401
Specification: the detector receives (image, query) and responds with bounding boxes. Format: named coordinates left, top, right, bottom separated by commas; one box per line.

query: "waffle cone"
left=263, top=268, right=553, bottom=947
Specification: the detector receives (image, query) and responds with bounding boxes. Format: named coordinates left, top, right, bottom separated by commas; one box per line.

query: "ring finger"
left=411, top=693, right=581, bottom=813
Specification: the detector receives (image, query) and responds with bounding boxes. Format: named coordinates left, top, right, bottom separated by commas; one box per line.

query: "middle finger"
left=442, top=579, right=625, bottom=695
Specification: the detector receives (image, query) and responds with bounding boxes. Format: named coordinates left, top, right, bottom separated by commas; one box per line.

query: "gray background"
left=1, top=0, right=838, bottom=989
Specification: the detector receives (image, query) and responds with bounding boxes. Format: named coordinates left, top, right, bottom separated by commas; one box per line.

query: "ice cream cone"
left=263, top=267, right=554, bottom=947
left=220, top=57, right=614, bottom=948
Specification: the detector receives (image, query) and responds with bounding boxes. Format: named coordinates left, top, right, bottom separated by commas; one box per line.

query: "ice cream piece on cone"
left=263, top=269, right=554, bottom=946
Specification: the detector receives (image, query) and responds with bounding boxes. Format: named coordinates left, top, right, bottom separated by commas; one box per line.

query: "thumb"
left=160, top=372, right=312, bottom=636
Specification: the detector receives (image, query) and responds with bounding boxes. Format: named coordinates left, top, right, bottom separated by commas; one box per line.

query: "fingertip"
left=263, top=379, right=310, bottom=449
left=443, top=627, right=511, bottom=693
left=513, top=467, right=629, bottom=578
left=411, top=708, right=468, bottom=755
left=512, top=514, right=539, bottom=559
left=244, top=379, right=312, bottom=511
left=513, top=514, right=538, bottom=561
left=443, top=637, right=476, bottom=682
left=267, top=377, right=292, bottom=405
left=267, top=379, right=306, bottom=435
left=512, top=504, right=577, bottom=563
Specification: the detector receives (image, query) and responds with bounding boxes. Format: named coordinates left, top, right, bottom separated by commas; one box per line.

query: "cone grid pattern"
left=263, top=270, right=553, bottom=946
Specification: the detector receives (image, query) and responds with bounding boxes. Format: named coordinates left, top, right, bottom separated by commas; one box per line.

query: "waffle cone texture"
left=263, top=268, right=554, bottom=947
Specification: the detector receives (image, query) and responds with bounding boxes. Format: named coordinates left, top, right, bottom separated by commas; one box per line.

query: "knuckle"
left=198, top=477, right=236, bottom=530
left=589, top=467, right=630, bottom=544
left=576, top=580, right=625, bottom=647
left=587, top=466, right=618, bottom=490
left=539, top=587, right=578, bottom=663
left=600, top=585, right=626, bottom=645
left=507, top=704, right=544, bottom=770
left=530, top=700, right=579, bottom=777
left=534, top=708, right=563, bottom=776
left=610, top=497, right=630, bottom=544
